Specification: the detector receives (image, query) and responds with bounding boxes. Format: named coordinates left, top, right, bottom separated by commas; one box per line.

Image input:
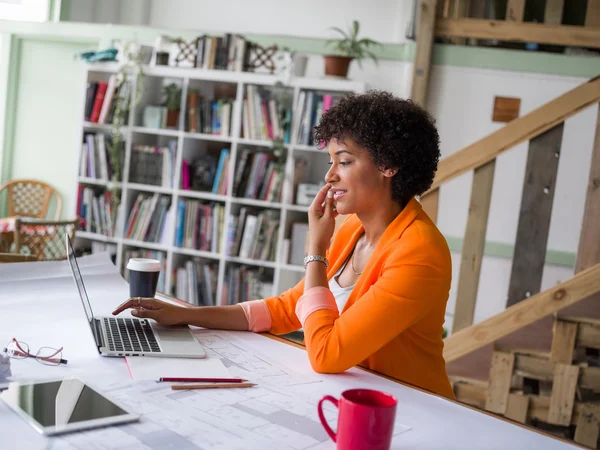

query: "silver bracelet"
left=303, top=254, right=329, bottom=269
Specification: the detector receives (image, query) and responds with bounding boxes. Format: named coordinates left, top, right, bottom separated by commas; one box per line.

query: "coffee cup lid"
left=126, top=258, right=161, bottom=272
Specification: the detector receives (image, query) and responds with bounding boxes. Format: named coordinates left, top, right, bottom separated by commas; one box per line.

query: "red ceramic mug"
left=318, top=389, right=397, bottom=450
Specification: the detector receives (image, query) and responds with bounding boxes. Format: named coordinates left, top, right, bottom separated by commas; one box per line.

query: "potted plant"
left=163, top=83, right=182, bottom=128
left=324, top=20, right=381, bottom=78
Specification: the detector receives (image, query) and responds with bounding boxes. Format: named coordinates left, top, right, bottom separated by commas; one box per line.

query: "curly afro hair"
left=314, top=90, right=440, bottom=205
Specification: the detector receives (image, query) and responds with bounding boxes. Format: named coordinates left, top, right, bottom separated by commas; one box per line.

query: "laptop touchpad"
left=154, top=325, right=193, bottom=343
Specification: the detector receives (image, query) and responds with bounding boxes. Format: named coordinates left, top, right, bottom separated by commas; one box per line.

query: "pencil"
left=159, top=377, right=247, bottom=383
left=170, top=382, right=256, bottom=390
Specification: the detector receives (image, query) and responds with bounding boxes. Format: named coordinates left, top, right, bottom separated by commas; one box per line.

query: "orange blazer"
left=263, top=198, right=455, bottom=399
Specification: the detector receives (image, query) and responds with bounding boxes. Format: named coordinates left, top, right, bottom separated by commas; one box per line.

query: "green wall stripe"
left=0, top=21, right=596, bottom=79
left=444, top=236, right=576, bottom=268
left=431, top=43, right=600, bottom=79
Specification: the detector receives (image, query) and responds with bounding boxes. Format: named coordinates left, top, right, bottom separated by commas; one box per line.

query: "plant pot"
left=166, top=109, right=179, bottom=128
left=324, top=55, right=353, bottom=78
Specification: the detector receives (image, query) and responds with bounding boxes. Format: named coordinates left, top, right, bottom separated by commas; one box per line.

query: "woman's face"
left=324, top=138, right=393, bottom=216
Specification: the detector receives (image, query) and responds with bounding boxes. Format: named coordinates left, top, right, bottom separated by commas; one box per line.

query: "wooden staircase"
left=426, top=75, right=600, bottom=448
left=452, top=314, right=600, bottom=448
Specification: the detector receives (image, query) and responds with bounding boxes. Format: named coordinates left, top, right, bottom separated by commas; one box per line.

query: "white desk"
left=0, top=254, right=579, bottom=450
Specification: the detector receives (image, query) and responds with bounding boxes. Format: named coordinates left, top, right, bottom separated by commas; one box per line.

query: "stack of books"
left=173, top=259, right=218, bottom=306
left=129, top=142, right=176, bottom=188
left=79, top=133, right=124, bottom=182
left=222, top=266, right=273, bottom=305
left=242, top=85, right=292, bottom=142
left=232, top=149, right=283, bottom=202
left=76, top=187, right=121, bottom=237
left=124, top=193, right=172, bottom=243
left=226, top=208, right=279, bottom=261
left=175, top=200, right=224, bottom=252
left=186, top=92, right=234, bottom=136
left=84, top=76, right=131, bottom=124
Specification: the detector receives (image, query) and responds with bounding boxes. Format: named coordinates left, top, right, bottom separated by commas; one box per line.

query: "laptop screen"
left=65, top=233, right=96, bottom=327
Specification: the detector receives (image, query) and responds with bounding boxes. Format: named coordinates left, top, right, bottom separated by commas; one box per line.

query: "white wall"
left=9, top=38, right=90, bottom=220
left=428, top=66, right=597, bottom=253
left=148, top=0, right=414, bottom=43
left=427, top=66, right=597, bottom=332
left=64, top=0, right=415, bottom=44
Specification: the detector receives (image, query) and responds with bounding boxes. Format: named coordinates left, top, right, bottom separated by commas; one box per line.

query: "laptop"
left=66, top=234, right=206, bottom=359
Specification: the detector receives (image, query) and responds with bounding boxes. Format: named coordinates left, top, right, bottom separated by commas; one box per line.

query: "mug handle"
left=318, top=395, right=339, bottom=442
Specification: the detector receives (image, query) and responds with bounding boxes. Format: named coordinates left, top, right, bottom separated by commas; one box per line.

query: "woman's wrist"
left=308, top=244, right=327, bottom=256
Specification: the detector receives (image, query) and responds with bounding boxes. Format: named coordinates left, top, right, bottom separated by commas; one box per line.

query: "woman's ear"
left=381, top=167, right=397, bottom=178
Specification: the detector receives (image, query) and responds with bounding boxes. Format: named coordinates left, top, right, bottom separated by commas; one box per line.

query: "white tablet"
left=0, top=378, right=140, bottom=435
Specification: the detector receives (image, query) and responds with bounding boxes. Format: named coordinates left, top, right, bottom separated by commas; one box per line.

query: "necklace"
left=351, top=249, right=363, bottom=276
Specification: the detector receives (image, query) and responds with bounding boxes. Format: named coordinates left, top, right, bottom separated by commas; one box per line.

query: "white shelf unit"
left=74, top=62, right=365, bottom=304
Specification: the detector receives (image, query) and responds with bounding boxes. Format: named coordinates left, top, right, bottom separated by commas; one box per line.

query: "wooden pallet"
left=452, top=315, right=600, bottom=448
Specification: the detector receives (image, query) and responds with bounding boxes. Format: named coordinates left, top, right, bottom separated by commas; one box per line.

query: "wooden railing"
left=435, top=0, right=600, bottom=48
left=422, top=76, right=600, bottom=335
left=444, top=264, right=600, bottom=363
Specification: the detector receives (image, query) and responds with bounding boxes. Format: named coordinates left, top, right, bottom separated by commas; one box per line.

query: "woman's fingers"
left=323, top=188, right=335, bottom=217
left=311, top=183, right=331, bottom=209
left=112, top=297, right=159, bottom=315
left=131, top=308, right=159, bottom=320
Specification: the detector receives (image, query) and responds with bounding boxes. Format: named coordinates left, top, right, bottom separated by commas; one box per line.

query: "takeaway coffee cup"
left=318, top=389, right=397, bottom=450
left=126, top=258, right=161, bottom=299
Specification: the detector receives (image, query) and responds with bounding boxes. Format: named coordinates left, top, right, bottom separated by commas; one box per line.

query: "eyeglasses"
left=2, top=338, right=68, bottom=366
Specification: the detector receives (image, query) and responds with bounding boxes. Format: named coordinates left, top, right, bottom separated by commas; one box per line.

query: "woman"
left=113, top=91, right=454, bottom=399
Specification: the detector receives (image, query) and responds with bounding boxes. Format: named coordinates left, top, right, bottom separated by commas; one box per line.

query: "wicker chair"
left=0, top=179, right=62, bottom=220
left=0, top=252, right=37, bottom=263
left=13, top=218, right=78, bottom=261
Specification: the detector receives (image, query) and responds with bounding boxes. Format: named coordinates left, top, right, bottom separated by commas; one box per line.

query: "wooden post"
left=585, top=0, right=600, bottom=28
left=506, top=123, right=563, bottom=307
left=506, top=0, right=525, bottom=22
left=411, top=0, right=438, bottom=108
left=574, top=406, right=600, bottom=448
left=451, top=0, right=470, bottom=45
left=505, top=393, right=530, bottom=424
left=452, top=159, right=495, bottom=332
left=544, top=0, right=564, bottom=25
left=547, top=363, right=579, bottom=426
left=575, top=104, right=600, bottom=275
left=485, top=350, right=515, bottom=414
left=550, top=319, right=578, bottom=364
left=412, top=0, right=439, bottom=221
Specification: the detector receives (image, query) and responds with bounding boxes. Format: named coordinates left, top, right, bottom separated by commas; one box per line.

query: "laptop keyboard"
left=103, top=317, right=161, bottom=353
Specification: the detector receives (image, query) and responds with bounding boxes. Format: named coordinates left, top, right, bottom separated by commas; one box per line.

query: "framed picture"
left=0, top=0, right=51, bottom=22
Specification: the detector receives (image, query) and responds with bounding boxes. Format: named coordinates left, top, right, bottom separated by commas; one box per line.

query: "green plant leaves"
left=326, top=20, right=381, bottom=65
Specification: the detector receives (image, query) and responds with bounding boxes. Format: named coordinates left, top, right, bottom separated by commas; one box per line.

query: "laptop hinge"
left=94, top=319, right=105, bottom=348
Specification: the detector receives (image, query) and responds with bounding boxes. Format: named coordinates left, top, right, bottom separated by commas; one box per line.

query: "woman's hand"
left=112, top=298, right=187, bottom=326
left=307, top=183, right=338, bottom=254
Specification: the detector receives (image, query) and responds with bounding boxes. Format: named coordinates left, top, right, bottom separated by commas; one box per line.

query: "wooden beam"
left=506, top=0, right=525, bottom=22
left=485, top=350, right=514, bottom=414
left=550, top=319, right=578, bottom=364
left=548, top=363, right=579, bottom=426
left=507, top=124, right=563, bottom=307
left=586, top=0, right=600, bottom=28
left=411, top=0, right=438, bottom=108
left=576, top=104, right=600, bottom=274
left=452, top=159, right=495, bottom=332
left=574, top=405, right=600, bottom=448
left=435, top=18, right=600, bottom=49
left=425, top=76, right=600, bottom=194
left=544, top=0, right=564, bottom=25
left=451, top=0, right=471, bottom=44
left=420, top=186, right=439, bottom=223
left=505, top=393, right=529, bottom=424
left=443, top=264, right=600, bottom=363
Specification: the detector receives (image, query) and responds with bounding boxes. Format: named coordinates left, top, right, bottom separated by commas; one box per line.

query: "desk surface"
left=0, top=253, right=580, bottom=450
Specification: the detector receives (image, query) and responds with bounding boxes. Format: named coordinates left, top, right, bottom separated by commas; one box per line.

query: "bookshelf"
left=74, top=62, right=366, bottom=305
